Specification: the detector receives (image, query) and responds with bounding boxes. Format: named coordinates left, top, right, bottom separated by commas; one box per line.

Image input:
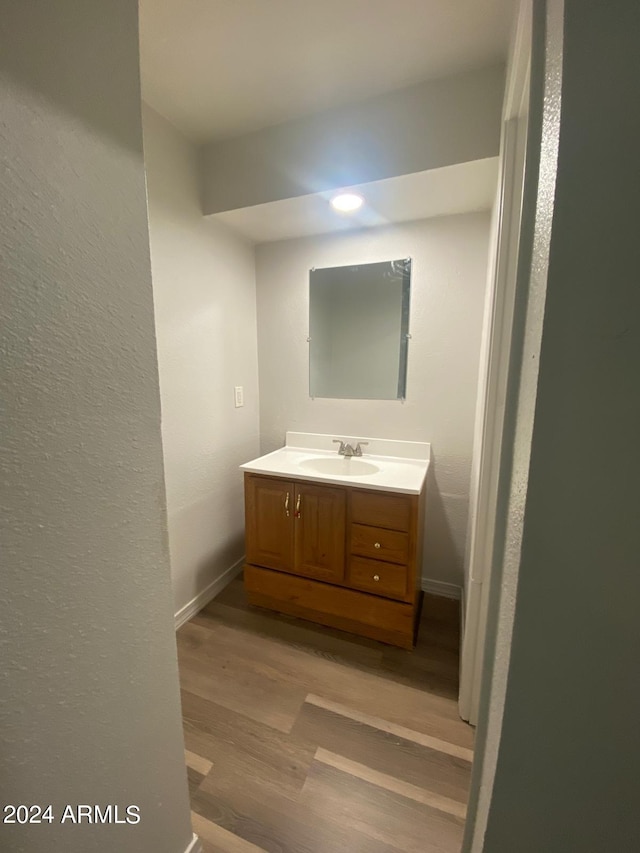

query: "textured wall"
left=468, top=1, right=640, bottom=851
left=143, top=105, right=260, bottom=616
left=0, top=3, right=192, bottom=852
left=255, top=214, right=491, bottom=589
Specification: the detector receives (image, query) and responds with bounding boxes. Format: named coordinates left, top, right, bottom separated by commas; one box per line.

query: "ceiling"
left=139, top=0, right=515, bottom=143
left=213, top=158, right=499, bottom=243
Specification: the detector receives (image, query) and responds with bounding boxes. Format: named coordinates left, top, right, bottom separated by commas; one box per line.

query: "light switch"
left=234, top=386, right=244, bottom=408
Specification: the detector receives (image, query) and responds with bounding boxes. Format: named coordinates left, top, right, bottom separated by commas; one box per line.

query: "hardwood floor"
left=177, top=576, right=473, bottom=853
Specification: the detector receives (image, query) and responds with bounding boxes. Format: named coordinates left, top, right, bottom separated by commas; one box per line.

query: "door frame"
left=459, top=1, right=532, bottom=726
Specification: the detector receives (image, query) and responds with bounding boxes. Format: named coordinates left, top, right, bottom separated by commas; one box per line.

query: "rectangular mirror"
left=309, top=258, right=411, bottom=400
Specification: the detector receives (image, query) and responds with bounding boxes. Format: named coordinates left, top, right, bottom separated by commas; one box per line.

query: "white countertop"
left=240, top=432, right=430, bottom=495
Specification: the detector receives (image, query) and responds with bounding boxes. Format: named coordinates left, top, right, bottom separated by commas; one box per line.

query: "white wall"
left=143, top=106, right=260, bottom=619
left=201, top=66, right=505, bottom=214
left=255, top=214, right=491, bottom=589
left=0, top=3, right=193, bottom=853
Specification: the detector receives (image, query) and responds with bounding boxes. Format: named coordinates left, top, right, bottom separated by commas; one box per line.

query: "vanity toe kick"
left=244, top=564, right=417, bottom=650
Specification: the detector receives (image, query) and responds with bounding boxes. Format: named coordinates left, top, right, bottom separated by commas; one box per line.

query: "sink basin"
left=299, top=457, right=380, bottom=477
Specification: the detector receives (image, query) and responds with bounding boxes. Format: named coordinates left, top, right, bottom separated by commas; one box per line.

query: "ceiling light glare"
left=330, top=192, right=364, bottom=213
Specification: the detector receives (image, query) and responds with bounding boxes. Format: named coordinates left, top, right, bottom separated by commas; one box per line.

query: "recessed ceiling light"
left=330, top=192, right=364, bottom=213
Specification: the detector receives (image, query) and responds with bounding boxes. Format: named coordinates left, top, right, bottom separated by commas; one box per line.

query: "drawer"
left=350, top=490, right=411, bottom=532
left=349, top=556, right=408, bottom=601
left=350, top=523, right=409, bottom=565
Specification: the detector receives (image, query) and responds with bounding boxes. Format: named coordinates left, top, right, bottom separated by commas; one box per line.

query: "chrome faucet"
left=332, top=439, right=353, bottom=456
left=333, top=439, right=369, bottom=457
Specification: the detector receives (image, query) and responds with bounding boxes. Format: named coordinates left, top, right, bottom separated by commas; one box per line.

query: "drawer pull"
left=374, top=542, right=381, bottom=549
left=373, top=574, right=380, bottom=582
left=295, top=493, right=302, bottom=519
left=284, top=492, right=290, bottom=517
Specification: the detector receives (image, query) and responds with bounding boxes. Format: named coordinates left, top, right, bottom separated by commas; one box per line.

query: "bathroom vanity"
left=240, top=433, right=429, bottom=649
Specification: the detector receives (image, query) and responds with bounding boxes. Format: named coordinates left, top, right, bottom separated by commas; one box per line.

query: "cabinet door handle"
left=373, top=574, right=380, bottom=582
left=284, top=492, right=290, bottom=517
left=295, top=493, right=302, bottom=518
left=374, top=542, right=381, bottom=549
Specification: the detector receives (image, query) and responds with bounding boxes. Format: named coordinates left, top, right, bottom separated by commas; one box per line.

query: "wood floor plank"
left=192, top=780, right=403, bottom=853
left=380, top=634, right=461, bottom=698
left=177, top=636, right=305, bottom=733
left=178, top=620, right=216, bottom=649
left=299, top=760, right=464, bottom=853
left=195, top=598, right=385, bottom=667
left=421, top=594, right=461, bottom=627
left=304, top=693, right=474, bottom=761
left=181, top=614, right=471, bottom=747
left=187, top=766, right=206, bottom=800
left=185, top=748, right=213, bottom=777
left=191, top=810, right=267, bottom=853
left=315, top=748, right=467, bottom=819
left=292, top=700, right=471, bottom=803
left=181, top=689, right=317, bottom=801
left=199, top=598, right=460, bottom=699
left=178, top=581, right=472, bottom=853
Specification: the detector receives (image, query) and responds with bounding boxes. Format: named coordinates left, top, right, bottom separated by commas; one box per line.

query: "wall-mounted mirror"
left=309, top=258, right=411, bottom=400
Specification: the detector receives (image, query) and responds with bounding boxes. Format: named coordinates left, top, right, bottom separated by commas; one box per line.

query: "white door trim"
left=459, top=0, right=532, bottom=726
left=184, top=832, right=203, bottom=853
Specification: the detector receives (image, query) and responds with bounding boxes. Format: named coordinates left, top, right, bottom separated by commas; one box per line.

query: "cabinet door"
left=294, top=483, right=346, bottom=583
left=245, top=475, right=294, bottom=572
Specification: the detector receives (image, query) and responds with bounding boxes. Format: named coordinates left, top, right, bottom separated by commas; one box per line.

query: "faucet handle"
left=355, top=442, right=369, bottom=456
left=332, top=439, right=346, bottom=454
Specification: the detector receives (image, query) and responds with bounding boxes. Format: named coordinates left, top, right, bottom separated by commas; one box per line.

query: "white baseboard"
left=174, top=558, right=244, bottom=630
left=184, top=832, right=203, bottom=853
left=421, top=578, right=462, bottom=600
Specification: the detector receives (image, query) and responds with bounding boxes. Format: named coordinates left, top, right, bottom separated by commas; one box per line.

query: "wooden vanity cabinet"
left=244, top=472, right=425, bottom=649
left=244, top=476, right=293, bottom=572
left=245, top=476, right=346, bottom=582
left=294, top=482, right=346, bottom=583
